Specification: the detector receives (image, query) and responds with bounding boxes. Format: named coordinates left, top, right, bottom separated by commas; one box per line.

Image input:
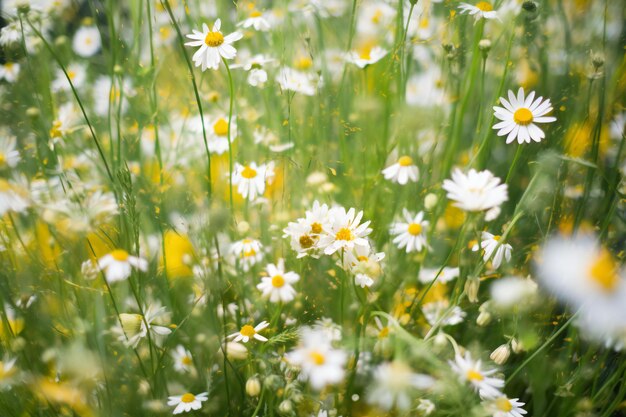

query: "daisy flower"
left=185, top=19, right=243, bottom=71
left=232, top=161, right=275, bottom=201
left=72, top=26, right=101, bottom=57
left=418, top=267, right=460, bottom=284
left=207, top=116, right=237, bottom=155
left=230, top=237, right=263, bottom=271
left=482, top=395, right=528, bottom=417
left=381, top=155, right=419, bottom=185
left=238, top=10, right=271, bottom=31
left=0, top=62, right=19, bottom=83
left=97, top=249, right=148, bottom=283
left=285, top=327, right=347, bottom=390
left=257, top=259, right=300, bottom=303
left=342, top=244, right=385, bottom=288
left=171, top=345, right=194, bottom=373
left=229, top=321, right=269, bottom=343
left=449, top=352, right=504, bottom=398
left=493, top=88, right=557, bottom=144
left=347, top=45, right=388, bottom=68
left=318, top=206, right=372, bottom=255
left=167, top=392, right=209, bottom=415
left=390, top=209, right=429, bottom=253
left=117, top=304, right=172, bottom=348
left=423, top=301, right=466, bottom=327
left=367, top=361, right=435, bottom=411
left=0, top=136, right=21, bottom=168
left=443, top=168, right=508, bottom=213
left=276, top=67, right=319, bottom=96
left=472, top=232, right=512, bottom=270
left=51, top=63, right=87, bottom=93
left=0, top=179, right=29, bottom=216
left=458, top=2, right=499, bottom=20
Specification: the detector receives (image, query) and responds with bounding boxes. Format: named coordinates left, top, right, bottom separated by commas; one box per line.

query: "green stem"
left=223, top=58, right=235, bottom=212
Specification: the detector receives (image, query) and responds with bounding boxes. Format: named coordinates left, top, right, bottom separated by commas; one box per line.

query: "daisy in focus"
left=185, top=19, right=243, bottom=71
left=319, top=207, right=372, bottom=255
left=449, top=352, right=504, bottom=398
left=482, top=395, right=528, bottom=417
left=97, top=249, right=148, bottom=283
left=382, top=155, right=419, bottom=185
left=458, top=2, right=499, bottom=20
left=389, top=209, right=429, bottom=253
left=257, top=259, right=300, bottom=303
left=229, top=321, right=269, bottom=343
left=167, top=392, right=208, bottom=415
left=443, top=169, right=508, bottom=214
left=232, top=161, right=275, bottom=201
left=472, top=232, right=513, bottom=270
left=493, top=88, right=557, bottom=144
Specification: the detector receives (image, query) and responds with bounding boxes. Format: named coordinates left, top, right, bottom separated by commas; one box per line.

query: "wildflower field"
left=0, top=0, right=625, bottom=416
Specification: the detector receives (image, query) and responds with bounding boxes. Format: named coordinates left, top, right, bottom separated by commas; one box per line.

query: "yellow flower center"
left=357, top=255, right=369, bottom=262
left=243, top=249, right=257, bottom=258
left=513, top=108, right=533, bottom=125
left=408, top=223, right=422, bottom=236
left=309, top=351, right=326, bottom=365
left=398, top=156, right=413, bottom=166
left=493, top=235, right=501, bottom=241
left=311, top=222, right=322, bottom=234
left=495, top=397, right=513, bottom=412
left=204, top=31, right=224, bottom=47
left=476, top=1, right=493, bottom=11
left=371, top=9, right=383, bottom=24
left=0, top=180, right=10, bottom=192
left=589, top=249, right=619, bottom=292
left=0, top=153, right=6, bottom=165
left=181, top=393, right=196, bottom=403
left=299, top=235, right=314, bottom=249
left=213, top=118, right=229, bottom=136
left=49, top=120, right=63, bottom=138
left=271, top=275, right=285, bottom=288
left=466, top=369, right=484, bottom=381
left=110, top=249, right=129, bottom=261
left=335, top=228, right=354, bottom=241
left=181, top=356, right=193, bottom=365
left=358, top=46, right=372, bottom=60
left=241, top=166, right=258, bottom=179
left=295, top=56, right=312, bottom=70
left=250, top=10, right=262, bottom=17
left=67, top=70, right=76, bottom=80
left=378, top=326, right=389, bottom=339
left=240, top=325, right=256, bottom=337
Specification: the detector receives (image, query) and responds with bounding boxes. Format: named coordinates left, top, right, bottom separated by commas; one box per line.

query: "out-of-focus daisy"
left=167, top=392, right=208, bottom=415
left=449, top=352, right=504, bottom=398
left=97, top=250, right=148, bottom=283
left=230, top=237, right=263, bottom=271
left=276, top=67, right=319, bottom=96
left=458, top=2, right=499, bottom=20
left=418, top=267, right=460, bottom=284
left=0, top=21, right=23, bottom=47
left=347, top=45, right=388, bottom=68
left=285, top=327, right=347, bottom=390
left=207, top=116, right=237, bottom=155
left=73, top=26, right=101, bottom=57
left=0, top=62, right=19, bottom=83
left=367, top=361, right=435, bottom=411
left=319, top=207, right=372, bottom=255
left=382, top=155, right=419, bottom=185
left=423, top=301, right=466, bottom=327
left=51, top=63, right=87, bottom=93
left=357, top=3, right=396, bottom=35
left=229, top=321, right=269, bottom=343
left=117, top=304, right=172, bottom=348
left=343, top=244, right=385, bottom=288
left=493, top=88, right=556, bottom=144
left=257, top=259, right=300, bottom=303
left=283, top=201, right=331, bottom=258
left=482, top=395, right=528, bottom=417
left=172, top=345, right=194, bottom=373
left=472, top=232, right=512, bottom=270
left=390, top=209, right=429, bottom=253
left=0, top=179, right=29, bottom=216
left=185, top=19, right=243, bottom=71
left=238, top=10, right=271, bottom=31
left=49, top=103, right=81, bottom=142
left=490, top=276, right=538, bottom=309
left=443, top=169, right=508, bottom=213
left=232, top=161, right=275, bottom=201
left=0, top=136, right=21, bottom=168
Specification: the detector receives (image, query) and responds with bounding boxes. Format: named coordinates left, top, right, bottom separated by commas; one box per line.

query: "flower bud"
left=490, top=344, right=511, bottom=365
left=220, top=342, right=248, bottom=360
left=26, top=107, right=40, bottom=119
left=424, top=193, right=437, bottom=210
left=478, top=39, right=491, bottom=53
left=246, top=377, right=261, bottom=397
left=476, top=310, right=492, bottom=326
left=465, top=277, right=480, bottom=303
left=278, top=400, right=293, bottom=414
left=511, top=338, right=524, bottom=353
left=237, top=220, right=250, bottom=234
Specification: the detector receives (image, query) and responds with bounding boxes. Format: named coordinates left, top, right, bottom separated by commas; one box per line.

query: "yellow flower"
left=161, top=231, right=196, bottom=279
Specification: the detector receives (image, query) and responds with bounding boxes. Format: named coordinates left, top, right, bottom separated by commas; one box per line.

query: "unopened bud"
left=490, top=344, right=511, bottom=365
left=465, top=277, right=480, bottom=303
left=511, top=338, right=524, bottom=353
left=246, top=377, right=261, bottom=397
left=278, top=400, right=293, bottom=414
left=478, top=39, right=491, bottom=52
left=424, top=193, right=437, bottom=210
left=476, top=310, right=492, bottom=326
left=26, top=107, right=40, bottom=118
left=592, top=53, right=604, bottom=70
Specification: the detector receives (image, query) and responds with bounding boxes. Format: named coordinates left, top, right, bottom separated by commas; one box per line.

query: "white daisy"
left=367, top=361, right=435, bottom=411
left=342, top=244, right=385, bottom=288
left=51, top=63, right=87, bottom=93
left=492, top=88, right=557, bottom=144
left=381, top=155, right=419, bottom=185
left=185, top=19, right=243, bottom=71
left=285, top=327, right=347, bottom=390
left=449, top=352, right=504, bottom=398
left=72, top=26, right=101, bottom=57
left=442, top=168, right=508, bottom=212
left=482, top=395, right=528, bottom=417
left=238, top=10, right=271, bottom=31
left=423, top=301, right=466, bottom=327
left=97, top=249, right=148, bottom=283
left=418, top=267, right=460, bottom=284
left=207, top=116, right=237, bottom=155
left=390, top=209, right=429, bottom=253
left=167, top=392, right=209, bottom=415
left=0, top=136, right=21, bottom=168
left=0, top=179, right=29, bottom=216
left=257, top=259, right=300, bottom=303
left=229, top=321, right=269, bottom=343
left=318, top=206, right=372, bottom=255
left=230, top=238, right=263, bottom=271
left=458, top=2, right=499, bottom=20
left=171, top=345, right=194, bottom=373
left=490, top=276, right=538, bottom=309
left=276, top=67, right=319, bottom=96
left=232, top=161, right=275, bottom=201
left=117, top=304, right=172, bottom=348
left=347, top=46, right=388, bottom=68
left=0, top=62, right=20, bottom=83
left=472, top=232, right=512, bottom=270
